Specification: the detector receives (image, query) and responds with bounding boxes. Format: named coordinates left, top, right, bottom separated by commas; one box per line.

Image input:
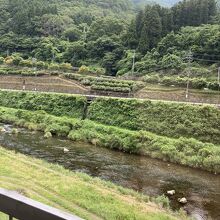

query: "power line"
left=131, top=50, right=136, bottom=76
left=218, top=67, right=220, bottom=105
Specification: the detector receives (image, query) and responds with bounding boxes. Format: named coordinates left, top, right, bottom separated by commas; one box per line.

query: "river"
left=0, top=124, right=219, bottom=220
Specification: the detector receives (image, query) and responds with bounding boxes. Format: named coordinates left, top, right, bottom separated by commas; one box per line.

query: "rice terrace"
left=0, top=0, right=220, bottom=220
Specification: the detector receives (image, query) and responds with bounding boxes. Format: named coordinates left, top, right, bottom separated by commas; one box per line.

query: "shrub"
left=153, top=195, right=170, bottom=208
left=45, top=124, right=71, bottom=137
left=12, top=55, right=23, bottom=66
left=143, top=74, right=160, bottom=84
left=48, top=63, right=60, bottom=70
left=78, top=65, right=90, bottom=75
left=35, top=61, right=48, bottom=69
left=19, top=59, right=33, bottom=67
left=59, top=63, right=72, bottom=71
left=89, top=66, right=105, bottom=75
left=0, top=57, right=4, bottom=64
left=4, top=56, right=14, bottom=66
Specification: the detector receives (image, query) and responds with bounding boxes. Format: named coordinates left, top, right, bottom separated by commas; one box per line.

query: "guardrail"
left=0, top=188, right=83, bottom=220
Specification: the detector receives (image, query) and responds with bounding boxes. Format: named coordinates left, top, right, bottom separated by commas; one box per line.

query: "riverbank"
left=0, top=106, right=219, bottom=173
left=1, top=90, right=220, bottom=144
left=0, top=146, right=188, bottom=220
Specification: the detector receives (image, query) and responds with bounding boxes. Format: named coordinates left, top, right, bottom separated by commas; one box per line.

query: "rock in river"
left=178, top=197, right=187, bottom=204
left=167, top=190, right=175, bottom=195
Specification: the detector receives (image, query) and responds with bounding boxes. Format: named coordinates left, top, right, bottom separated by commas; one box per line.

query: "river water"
left=0, top=124, right=219, bottom=220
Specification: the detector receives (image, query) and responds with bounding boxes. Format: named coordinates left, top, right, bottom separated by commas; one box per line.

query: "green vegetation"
left=0, top=65, right=50, bottom=76
left=143, top=74, right=220, bottom=90
left=128, top=0, right=216, bottom=54
left=64, top=73, right=145, bottom=93
left=0, top=90, right=86, bottom=118
left=0, top=146, right=187, bottom=220
left=0, top=57, right=74, bottom=72
left=88, top=98, right=220, bottom=144
left=122, top=24, right=220, bottom=77
left=0, top=90, right=219, bottom=173
left=0, top=0, right=219, bottom=218
left=0, top=0, right=219, bottom=77
left=1, top=89, right=220, bottom=142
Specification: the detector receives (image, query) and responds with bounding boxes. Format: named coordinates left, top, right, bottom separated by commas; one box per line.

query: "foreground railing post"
left=0, top=188, right=82, bottom=220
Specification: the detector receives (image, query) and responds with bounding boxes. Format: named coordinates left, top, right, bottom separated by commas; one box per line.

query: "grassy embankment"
left=0, top=147, right=188, bottom=220
left=87, top=98, right=220, bottom=144
left=0, top=90, right=219, bottom=173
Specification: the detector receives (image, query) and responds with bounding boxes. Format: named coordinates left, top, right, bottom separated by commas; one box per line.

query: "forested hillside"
left=0, top=0, right=219, bottom=76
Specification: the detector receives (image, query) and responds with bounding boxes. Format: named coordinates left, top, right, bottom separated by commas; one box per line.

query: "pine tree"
left=138, top=24, right=149, bottom=54
left=146, top=6, right=162, bottom=49
left=135, top=10, right=144, bottom=40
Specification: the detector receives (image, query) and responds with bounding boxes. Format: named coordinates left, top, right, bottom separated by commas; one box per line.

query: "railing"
left=0, top=188, right=83, bottom=220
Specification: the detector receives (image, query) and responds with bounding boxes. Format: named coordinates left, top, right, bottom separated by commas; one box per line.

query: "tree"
left=7, top=0, right=58, bottom=36
left=40, top=15, right=72, bottom=37
left=160, top=53, right=183, bottom=69
left=63, top=27, right=82, bottom=42
left=63, top=41, right=87, bottom=66
left=122, top=19, right=138, bottom=49
left=138, top=24, right=149, bottom=54
left=88, top=17, right=125, bottom=41
left=87, top=36, right=120, bottom=60
left=33, top=38, right=60, bottom=62
left=137, top=6, right=162, bottom=54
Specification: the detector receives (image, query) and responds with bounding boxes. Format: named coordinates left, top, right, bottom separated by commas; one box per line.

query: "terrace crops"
left=143, top=75, right=220, bottom=91
left=64, top=73, right=145, bottom=93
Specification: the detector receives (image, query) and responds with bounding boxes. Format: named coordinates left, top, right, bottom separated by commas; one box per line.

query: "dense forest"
left=0, top=0, right=219, bottom=76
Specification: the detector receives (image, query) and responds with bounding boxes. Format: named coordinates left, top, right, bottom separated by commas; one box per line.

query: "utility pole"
left=52, top=51, right=55, bottom=63
left=32, top=58, right=37, bottom=91
left=185, top=50, right=193, bottom=100
left=218, top=67, right=220, bottom=86
left=131, top=50, right=136, bottom=76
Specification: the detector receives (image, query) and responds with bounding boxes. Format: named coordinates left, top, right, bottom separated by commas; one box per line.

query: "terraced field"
left=0, top=75, right=88, bottom=94
left=1, top=75, right=220, bottom=104
left=136, top=84, right=220, bottom=104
